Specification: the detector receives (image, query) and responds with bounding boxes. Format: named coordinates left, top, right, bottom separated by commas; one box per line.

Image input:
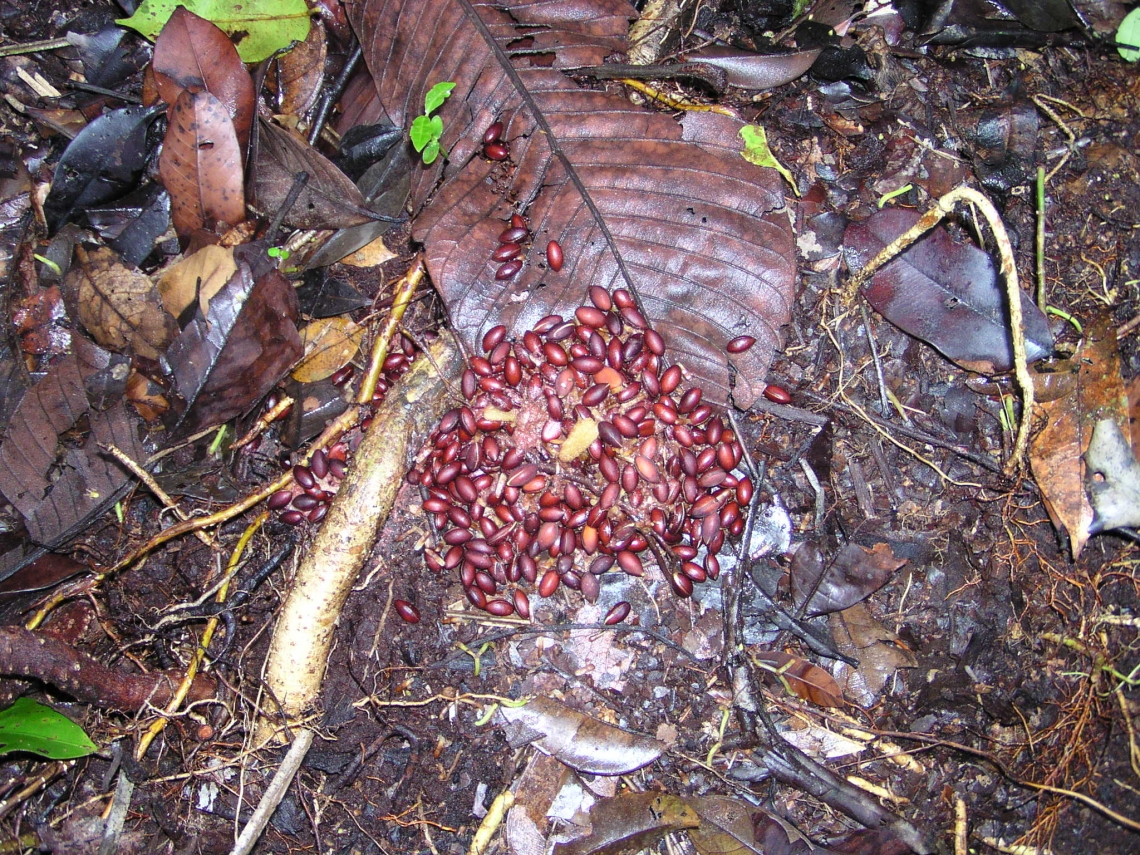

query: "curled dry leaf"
left=291, top=317, right=365, bottom=383
left=63, top=246, right=176, bottom=361
left=844, top=208, right=1053, bottom=373
left=347, top=0, right=796, bottom=407
left=790, top=541, right=906, bottom=617
left=684, top=46, right=822, bottom=90
left=159, top=89, right=246, bottom=238
left=752, top=650, right=844, bottom=708
left=686, top=795, right=816, bottom=855
left=496, top=696, right=664, bottom=775
left=156, top=244, right=237, bottom=321
left=149, top=7, right=256, bottom=149
left=1030, top=315, right=1128, bottom=557
left=251, top=118, right=386, bottom=230
left=828, top=602, right=918, bottom=709
left=163, top=259, right=302, bottom=435
left=553, top=792, right=699, bottom=855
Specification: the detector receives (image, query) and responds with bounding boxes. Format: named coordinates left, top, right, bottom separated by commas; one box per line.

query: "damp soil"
left=0, top=2, right=1138, bottom=854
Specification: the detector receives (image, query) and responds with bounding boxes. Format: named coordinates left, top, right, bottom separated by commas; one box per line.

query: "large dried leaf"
left=752, top=650, right=844, bottom=708
left=496, top=696, right=664, bottom=775
left=252, top=118, right=386, bottom=230
left=1030, top=316, right=1129, bottom=556
left=43, top=105, right=163, bottom=233
left=685, top=795, right=817, bottom=855
left=150, top=7, right=256, bottom=149
left=63, top=247, right=176, bottom=361
left=164, top=258, right=302, bottom=435
left=828, top=603, right=917, bottom=708
left=0, top=341, right=145, bottom=547
left=789, top=541, right=906, bottom=617
left=347, top=0, right=795, bottom=407
left=159, top=89, right=246, bottom=238
left=844, top=208, right=1053, bottom=374
left=554, top=792, right=699, bottom=855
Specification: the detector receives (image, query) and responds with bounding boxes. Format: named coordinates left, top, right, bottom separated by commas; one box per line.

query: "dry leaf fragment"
left=291, top=317, right=365, bottom=383
left=790, top=541, right=906, bottom=617
left=157, top=244, right=237, bottom=320
left=63, top=247, right=176, bottom=360
left=686, top=795, right=816, bottom=855
left=1029, top=315, right=1129, bottom=557
left=159, top=89, right=246, bottom=238
left=828, top=603, right=917, bottom=708
left=752, top=650, right=844, bottom=708
left=496, top=697, right=664, bottom=775
left=554, top=792, right=699, bottom=855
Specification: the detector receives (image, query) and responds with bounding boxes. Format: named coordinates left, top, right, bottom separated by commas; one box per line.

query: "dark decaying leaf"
left=86, top=184, right=172, bottom=267
left=753, top=650, right=844, bottom=708
left=0, top=339, right=145, bottom=547
left=1001, top=0, right=1079, bottom=32
left=304, top=140, right=411, bottom=269
left=149, top=7, right=256, bottom=149
left=0, top=552, right=86, bottom=594
left=272, top=16, right=327, bottom=117
left=159, top=89, right=246, bottom=238
left=843, top=208, right=1053, bottom=374
left=43, top=105, right=163, bottom=233
left=347, top=0, right=795, bottom=407
left=686, top=795, right=817, bottom=855
left=163, top=259, right=302, bottom=436
left=251, top=118, right=386, bottom=230
left=789, top=541, right=906, bottom=617
left=496, top=696, right=665, bottom=775
left=296, top=271, right=371, bottom=318
left=685, top=46, right=822, bottom=90
left=829, top=602, right=918, bottom=707
left=62, top=247, right=177, bottom=361
left=554, top=792, right=700, bottom=855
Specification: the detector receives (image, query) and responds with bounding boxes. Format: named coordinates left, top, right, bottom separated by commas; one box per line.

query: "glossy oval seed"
left=612, top=414, right=638, bottom=438
left=484, top=142, right=509, bottom=160
left=605, top=601, right=632, bottom=625
left=500, top=226, right=528, bottom=244
left=492, top=242, right=521, bottom=262
left=481, top=324, right=508, bottom=353
left=764, top=384, right=792, bottom=404
left=483, top=121, right=504, bottom=144
left=466, top=586, right=488, bottom=608
left=589, top=286, right=613, bottom=311
left=576, top=306, right=606, bottom=327
left=660, top=365, right=683, bottom=394
left=496, top=260, right=522, bottom=280
left=542, top=342, right=569, bottom=366
left=461, top=369, right=478, bottom=398
left=512, top=589, right=531, bottom=619
left=617, top=550, right=644, bottom=576
left=546, top=240, right=564, bottom=271
left=613, top=289, right=635, bottom=308
left=293, top=465, right=315, bottom=490
left=394, top=600, right=421, bottom=623
left=671, top=571, right=695, bottom=598
left=737, top=477, right=754, bottom=505
left=538, top=568, right=561, bottom=597
left=645, top=328, right=665, bottom=356
left=598, top=421, right=623, bottom=447
left=727, top=335, right=756, bottom=353
left=280, top=510, right=306, bottom=526
left=511, top=213, right=527, bottom=230
left=268, top=489, right=294, bottom=510
left=678, top=387, right=702, bottom=414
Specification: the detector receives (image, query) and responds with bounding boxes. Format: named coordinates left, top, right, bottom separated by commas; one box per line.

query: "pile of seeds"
left=411, top=286, right=754, bottom=621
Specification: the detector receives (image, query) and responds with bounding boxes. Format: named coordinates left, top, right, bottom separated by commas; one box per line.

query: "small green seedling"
left=0, top=698, right=97, bottom=760
left=267, top=246, right=290, bottom=261
left=740, top=124, right=798, bottom=196
left=410, top=82, right=456, bottom=165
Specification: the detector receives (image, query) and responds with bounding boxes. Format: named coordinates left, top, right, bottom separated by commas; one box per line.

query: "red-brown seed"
left=423, top=496, right=450, bottom=514
left=542, top=342, right=569, bottom=366
left=484, top=121, right=504, bottom=144
left=606, top=313, right=624, bottom=336
left=681, top=561, right=707, bottom=582
left=612, top=414, right=638, bottom=438
left=620, top=306, right=647, bottom=330
left=308, top=450, right=328, bottom=480
left=470, top=356, right=494, bottom=377
left=690, top=494, right=720, bottom=518
left=489, top=340, right=511, bottom=365
left=689, top=404, right=712, bottom=425
left=571, top=356, right=604, bottom=374
left=480, top=325, right=507, bottom=354
left=330, top=364, right=354, bottom=386
left=461, top=369, right=478, bottom=398
left=511, top=213, right=526, bottom=230
left=293, top=464, right=315, bottom=489
left=727, top=335, right=756, bottom=353
left=605, top=601, right=631, bottom=625
left=394, top=600, right=420, bottom=623
left=635, top=455, right=661, bottom=484
left=598, top=421, right=623, bottom=447
left=600, top=481, right=621, bottom=510
left=466, top=586, right=488, bottom=608
left=475, top=570, right=497, bottom=594
left=538, top=568, right=560, bottom=597
left=575, top=305, right=606, bottom=327
left=599, top=453, right=620, bottom=483
left=496, top=260, right=522, bottom=280
left=621, top=463, right=639, bottom=493
left=764, top=384, right=792, bottom=404
left=653, top=402, right=677, bottom=425
left=268, top=489, right=293, bottom=510
left=678, top=387, right=702, bottom=414
left=504, top=357, right=522, bottom=386
left=589, top=286, right=613, bottom=310
left=671, top=571, right=695, bottom=598
left=518, top=554, right=538, bottom=583
left=737, top=477, right=754, bottom=505
left=616, top=382, right=641, bottom=403
left=522, top=475, right=547, bottom=493
left=644, top=328, right=665, bottom=356
left=485, top=142, right=509, bottom=160
left=444, top=528, right=473, bottom=546
left=500, top=226, right=528, bottom=244
left=613, top=289, right=635, bottom=308
left=454, top=476, right=478, bottom=503
left=292, top=494, right=320, bottom=512
left=280, top=510, right=305, bottom=525
left=513, top=589, right=531, bottom=619
left=617, top=550, right=643, bottom=576
left=579, top=571, right=600, bottom=602
left=660, top=365, right=682, bottom=394
left=700, top=512, right=721, bottom=544
left=717, top=442, right=736, bottom=471
left=546, top=240, right=564, bottom=272
left=492, top=242, right=521, bottom=262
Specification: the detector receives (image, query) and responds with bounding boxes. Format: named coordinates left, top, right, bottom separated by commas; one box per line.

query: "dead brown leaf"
left=291, top=317, right=365, bottom=383
left=685, top=795, right=816, bottom=855
left=156, top=244, right=237, bottom=320
left=63, top=246, right=176, bottom=360
left=752, top=649, right=845, bottom=708
left=159, top=89, right=246, bottom=239
left=828, top=602, right=917, bottom=708
left=1029, top=314, right=1128, bottom=557
left=271, top=17, right=327, bottom=117
left=554, top=792, right=699, bottom=855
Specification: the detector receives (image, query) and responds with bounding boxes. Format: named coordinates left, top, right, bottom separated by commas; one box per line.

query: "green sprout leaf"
left=424, top=81, right=456, bottom=115
left=0, top=698, right=97, bottom=760
left=1118, top=8, right=1140, bottom=62
left=422, top=139, right=441, bottom=165
left=740, top=124, right=798, bottom=197
left=410, top=115, right=434, bottom=153
left=118, top=0, right=311, bottom=63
